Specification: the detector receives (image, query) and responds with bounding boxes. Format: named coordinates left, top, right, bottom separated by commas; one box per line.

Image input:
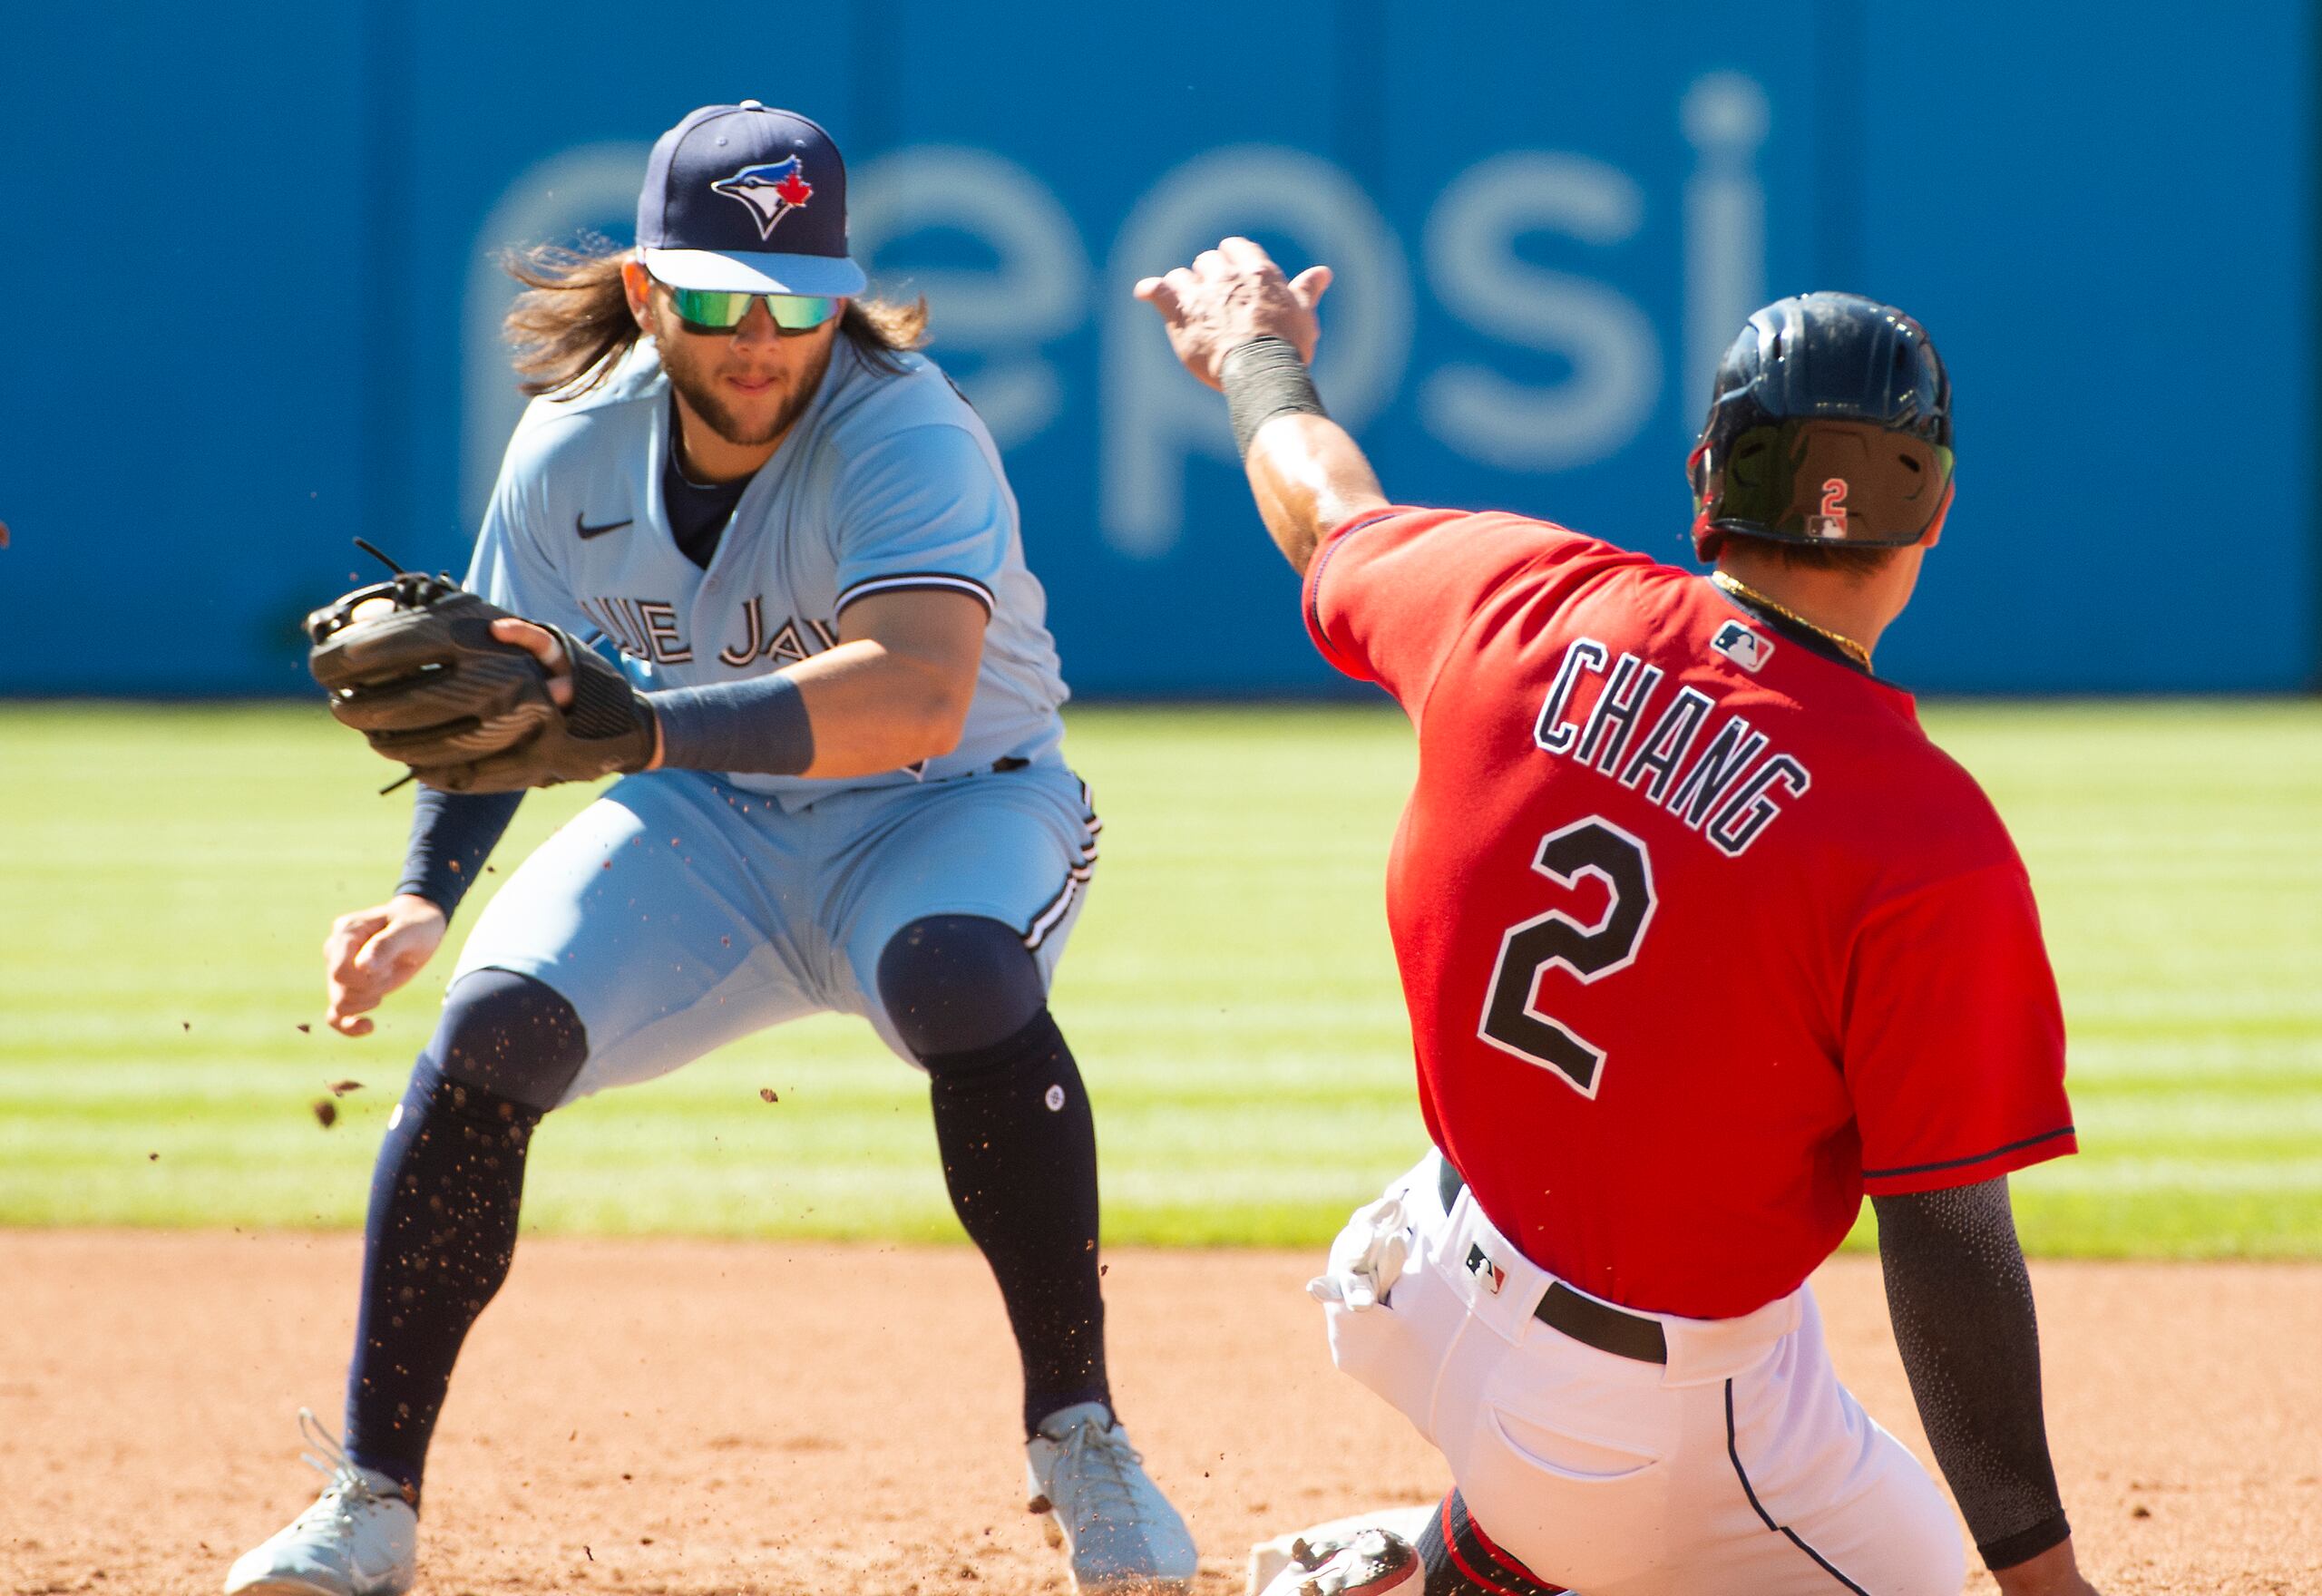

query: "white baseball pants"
left=1320, top=1155, right=1966, bottom=1595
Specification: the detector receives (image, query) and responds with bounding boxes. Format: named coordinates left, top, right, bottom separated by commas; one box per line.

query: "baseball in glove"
left=307, top=553, right=656, bottom=793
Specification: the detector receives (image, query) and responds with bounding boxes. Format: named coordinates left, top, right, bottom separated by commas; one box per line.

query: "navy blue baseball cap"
left=637, top=102, right=867, bottom=297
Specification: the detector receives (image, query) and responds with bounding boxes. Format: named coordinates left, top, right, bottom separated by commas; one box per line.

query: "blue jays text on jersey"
left=466, top=336, right=1070, bottom=808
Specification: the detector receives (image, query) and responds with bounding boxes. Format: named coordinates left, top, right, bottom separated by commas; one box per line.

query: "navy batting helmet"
left=1688, top=292, right=1955, bottom=560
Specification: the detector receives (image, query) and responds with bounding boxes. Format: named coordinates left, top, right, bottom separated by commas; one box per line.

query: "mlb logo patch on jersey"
left=1712, top=620, right=1775, bottom=674
left=1464, top=1243, right=1506, bottom=1296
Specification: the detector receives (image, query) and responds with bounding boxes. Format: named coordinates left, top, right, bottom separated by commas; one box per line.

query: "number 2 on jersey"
left=1476, top=817, right=1657, bottom=1098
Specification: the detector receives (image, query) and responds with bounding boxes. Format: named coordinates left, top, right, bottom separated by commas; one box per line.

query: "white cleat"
left=223, top=1410, right=418, bottom=1596
left=1255, top=1528, right=1423, bottom=1596
left=1245, top=1506, right=1436, bottom=1594
left=1025, top=1401, right=1199, bottom=1593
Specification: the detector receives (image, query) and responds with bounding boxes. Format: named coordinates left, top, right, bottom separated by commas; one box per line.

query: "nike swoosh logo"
left=576, top=513, right=633, bottom=540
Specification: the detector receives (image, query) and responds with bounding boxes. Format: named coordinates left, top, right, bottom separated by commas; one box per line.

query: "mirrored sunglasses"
left=663, top=284, right=842, bottom=336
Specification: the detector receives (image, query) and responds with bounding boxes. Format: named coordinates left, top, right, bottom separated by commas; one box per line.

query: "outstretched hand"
left=323, top=894, right=448, bottom=1036
left=1134, top=236, right=1332, bottom=390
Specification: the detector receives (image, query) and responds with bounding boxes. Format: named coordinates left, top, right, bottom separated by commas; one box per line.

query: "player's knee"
left=387, top=1057, right=541, bottom=1161
left=423, top=968, right=589, bottom=1113
left=877, top=914, right=1044, bottom=1064
left=916, top=1007, right=1076, bottom=1094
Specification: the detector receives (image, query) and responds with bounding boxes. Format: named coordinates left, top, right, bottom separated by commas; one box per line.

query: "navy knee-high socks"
left=342, top=972, right=585, bottom=1499
left=340, top=916, right=1115, bottom=1495
left=881, top=914, right=1112, bottom=1435
left=925, top=1009, right=1111, bottom=1434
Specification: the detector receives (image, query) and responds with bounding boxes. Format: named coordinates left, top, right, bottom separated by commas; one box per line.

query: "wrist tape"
left=1221, top=336, right=1327, bottom=457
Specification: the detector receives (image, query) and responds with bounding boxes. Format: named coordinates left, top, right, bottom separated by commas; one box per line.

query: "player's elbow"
left=897, top=668, right=976, bottom=761
left=904, top=710, right=969, bottom=763
left=922, top=687, right=975, bottom=759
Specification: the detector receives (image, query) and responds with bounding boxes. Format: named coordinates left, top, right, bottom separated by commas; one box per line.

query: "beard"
left=659, top=329, right=836, bottom=449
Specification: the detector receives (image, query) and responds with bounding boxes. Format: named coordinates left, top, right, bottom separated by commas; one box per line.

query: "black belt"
left=1437, top=1160, right=1668, bottom=1366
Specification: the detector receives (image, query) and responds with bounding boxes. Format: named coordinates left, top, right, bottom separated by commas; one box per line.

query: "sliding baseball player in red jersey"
left=1136, top=242, right=2101, bottom=1596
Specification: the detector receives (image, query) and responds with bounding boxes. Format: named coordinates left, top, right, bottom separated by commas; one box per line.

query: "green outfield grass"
left=2, top=700, right=2318, bottom=1257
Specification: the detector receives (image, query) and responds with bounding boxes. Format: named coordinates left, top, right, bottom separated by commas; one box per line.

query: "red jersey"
left=1304, top=507, right=2075, bottom=1319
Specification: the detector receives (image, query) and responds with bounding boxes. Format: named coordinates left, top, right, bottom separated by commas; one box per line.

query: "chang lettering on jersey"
left=467, top=339, right=1068, bottom=807
left=1303, top=507, right=2075, bottom=1319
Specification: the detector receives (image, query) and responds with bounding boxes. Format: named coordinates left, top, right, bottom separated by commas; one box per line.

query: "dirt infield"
left=1, top=1233, right=2314, bottom=1595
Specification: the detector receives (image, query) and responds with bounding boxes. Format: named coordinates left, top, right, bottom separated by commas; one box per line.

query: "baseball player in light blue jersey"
left=225, top=102, right=1195, bottom=1596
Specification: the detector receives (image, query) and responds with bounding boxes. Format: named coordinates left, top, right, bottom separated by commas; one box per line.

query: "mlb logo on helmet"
left=637, top=102, right=867, bottom=297
left=1712, top=620, right=1775, bottom=674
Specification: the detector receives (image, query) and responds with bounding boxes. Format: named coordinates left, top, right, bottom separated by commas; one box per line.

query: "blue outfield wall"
left=0, top=2, right=2311, bottom=696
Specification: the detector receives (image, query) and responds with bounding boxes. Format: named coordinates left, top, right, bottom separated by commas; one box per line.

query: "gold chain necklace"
left=1709, top=571, right=1874, bottom=669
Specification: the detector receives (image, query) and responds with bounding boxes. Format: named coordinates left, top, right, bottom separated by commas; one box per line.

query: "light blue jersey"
left=453, top=331, right=1098, bottom=1082
left=467, top=336, right=1068, bottom=808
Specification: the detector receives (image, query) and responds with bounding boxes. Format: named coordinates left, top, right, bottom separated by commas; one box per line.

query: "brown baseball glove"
left=306, top=569, right=655, bottom=793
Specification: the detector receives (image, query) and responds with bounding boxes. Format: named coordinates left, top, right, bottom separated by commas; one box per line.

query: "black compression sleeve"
left=647, top=672, right=816, bottom=776
left=396, top=786, right=523, bottom=918
left=1872, top=1177, right=2071, bottom=1570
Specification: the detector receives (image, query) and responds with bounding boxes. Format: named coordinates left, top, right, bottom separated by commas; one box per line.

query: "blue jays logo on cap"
left=712, top=155, right=815, bottom=239
left=637, top=102, right=867, bottom=299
